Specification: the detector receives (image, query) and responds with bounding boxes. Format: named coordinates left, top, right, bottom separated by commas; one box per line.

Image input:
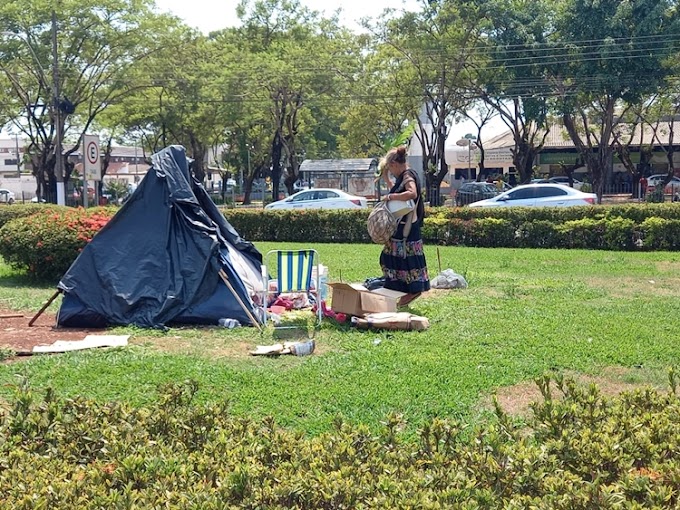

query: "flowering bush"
left=0, top=207, right=114, bottom=281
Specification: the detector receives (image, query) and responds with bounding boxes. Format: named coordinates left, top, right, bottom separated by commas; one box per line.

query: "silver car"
left=468, top=183, right=597, bottom=208
left=0, top=189, right=15, bottom=205
left=265, top=188, right=367, bottom=210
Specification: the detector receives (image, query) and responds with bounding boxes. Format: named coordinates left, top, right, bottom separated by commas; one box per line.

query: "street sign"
left=83, top=134, right=101, bottom=181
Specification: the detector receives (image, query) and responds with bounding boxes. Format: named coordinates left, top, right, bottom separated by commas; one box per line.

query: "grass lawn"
left=1, top=243, right=679, bottom=436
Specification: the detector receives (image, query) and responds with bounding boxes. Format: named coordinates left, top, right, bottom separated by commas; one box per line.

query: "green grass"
left=1, top=243, right=680, bottom=435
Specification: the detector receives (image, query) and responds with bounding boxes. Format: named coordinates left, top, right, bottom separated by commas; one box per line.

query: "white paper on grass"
left=32, top=335, right=130, bottom=353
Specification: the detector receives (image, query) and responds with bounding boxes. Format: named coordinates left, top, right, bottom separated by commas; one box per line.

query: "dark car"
left=455, top=182, right=501, bottom=206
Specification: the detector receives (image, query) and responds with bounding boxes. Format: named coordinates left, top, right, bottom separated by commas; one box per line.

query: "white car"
left=646, top=174, right=680, bottom=193
left=0, top=189, right=15, bottom=205
left=468, top=183, right=596, bottom=208
left=547, top=176, right=584, bottom=190
left=531, top=177, right=584, bottom=190
left=265, top=188, right=367, bottom=210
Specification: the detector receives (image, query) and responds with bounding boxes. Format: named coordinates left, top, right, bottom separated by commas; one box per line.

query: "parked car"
left=530, top=177, right=583, bottom=190
left=293, top=179, right=314, bottom=192
left=468, top=183, right=597, bottom=208
left=546, top=176, right=584, bottom=190
left=265, top=188, right=367, bottom=210
left=646, top=174, right=680, bottom=193
left=455, top=182, right=501, bottom=206
left=0, top=188, right=15, bottom=205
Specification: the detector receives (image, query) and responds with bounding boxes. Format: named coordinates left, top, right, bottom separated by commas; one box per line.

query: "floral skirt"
left=380, top=238, right=430, bottom=294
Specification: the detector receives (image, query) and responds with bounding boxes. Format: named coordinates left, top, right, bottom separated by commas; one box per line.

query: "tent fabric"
left=57, top=145, right=263, bottom=329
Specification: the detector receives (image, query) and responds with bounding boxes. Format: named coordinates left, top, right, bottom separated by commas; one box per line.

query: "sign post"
left=83, top=135, right=101, bottom=207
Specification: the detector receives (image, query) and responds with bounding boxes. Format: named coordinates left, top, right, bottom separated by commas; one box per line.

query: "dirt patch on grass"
left=489, top=367, right=665, bottom=417
left=137, top=334, right=256, bottom=359
left=0, top=308, right=106, bottom=358
left=585, top=276, right=680, bottom=298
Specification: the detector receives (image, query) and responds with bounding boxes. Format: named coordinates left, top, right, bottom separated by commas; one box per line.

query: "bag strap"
left=402, top=209, right=414, bottom=239
left=398, top=170, right=418, bottom=239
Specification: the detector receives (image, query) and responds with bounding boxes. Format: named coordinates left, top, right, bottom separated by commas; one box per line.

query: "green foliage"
left=0, top=207, right=114, bottom=281
left=1, top=376, right=679, bottom=507
left=226, top=209, right=369, bottom=243
left=0, top=204, right=62, bottom=229
left=645, top=187, right=666, bottom=203
left=639, top=217, right=680, bottom=250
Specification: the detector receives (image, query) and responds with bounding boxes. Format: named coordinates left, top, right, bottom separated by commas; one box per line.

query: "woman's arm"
left=385, top=177, right=417, bottom=201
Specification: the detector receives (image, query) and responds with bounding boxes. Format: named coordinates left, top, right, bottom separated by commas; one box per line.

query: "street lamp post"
left=51, top=12, right=65, bottom=206
left=455, top=133, right=478, bottom=180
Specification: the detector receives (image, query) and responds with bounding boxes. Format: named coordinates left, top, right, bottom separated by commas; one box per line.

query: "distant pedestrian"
left=639, top=175, right=648, bottom=198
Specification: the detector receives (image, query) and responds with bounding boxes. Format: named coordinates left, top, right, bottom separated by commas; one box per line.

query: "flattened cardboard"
left=353, top=312, right=430, bottom=331
left=328, top=282, right=407, bottom=316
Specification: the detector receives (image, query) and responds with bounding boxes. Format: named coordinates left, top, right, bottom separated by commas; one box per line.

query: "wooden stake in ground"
left=437, top=247, right=442, bottom=274
left=218, top=269, right=263, bottom=331
left=29, top=289, right=62, bottom=327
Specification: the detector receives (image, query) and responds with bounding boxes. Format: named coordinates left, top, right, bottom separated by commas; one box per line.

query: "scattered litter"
left=431, top=269, right=468, bottom=289
left=32, top=335, right=130, bottom=354
left=649, top=280, right=656, bottom=284
left=312, top=301, right=347, bottom=323
left=249, top=340, right=315, bottom=357
left=373, top=338, right=382, bottom=346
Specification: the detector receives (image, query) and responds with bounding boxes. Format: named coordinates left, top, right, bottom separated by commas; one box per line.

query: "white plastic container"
left=311, top=264, right=329, bottom=300
left=387, top=199, right=415, bottom=218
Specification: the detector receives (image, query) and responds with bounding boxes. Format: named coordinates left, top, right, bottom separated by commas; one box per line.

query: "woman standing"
left=379, top=146, right=430, bottom=306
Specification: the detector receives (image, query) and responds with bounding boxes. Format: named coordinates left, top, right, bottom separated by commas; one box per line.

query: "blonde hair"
left=376, top=146, right=408, bottom=185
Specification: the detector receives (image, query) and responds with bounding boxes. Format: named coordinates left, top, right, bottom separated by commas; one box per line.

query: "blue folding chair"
left=262, top=249, right=323, bottom=328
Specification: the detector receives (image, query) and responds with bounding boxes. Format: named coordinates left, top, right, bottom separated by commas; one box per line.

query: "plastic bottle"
left=218, top=318, right=241, bottom=329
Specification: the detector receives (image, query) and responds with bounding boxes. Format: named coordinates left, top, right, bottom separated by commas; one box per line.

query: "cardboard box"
left=328, top=283, right=406, bottom=316
left=360, top=287, right=406, bottom=313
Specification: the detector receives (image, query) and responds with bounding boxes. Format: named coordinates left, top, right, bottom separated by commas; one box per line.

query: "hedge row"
left=1, top=375, right=679, bottom=508
left=224, top=204, right=680, bottom=250
left=0, top=206, right=116, bottom=281
left=1, top=202, right=679, bottom=283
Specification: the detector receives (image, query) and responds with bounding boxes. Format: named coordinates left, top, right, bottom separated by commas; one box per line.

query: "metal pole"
left=14, top=133, right=21, bottom=175
left=467, top=142, right=471, bottom=180
left=52, top=11, right=65, bottom=206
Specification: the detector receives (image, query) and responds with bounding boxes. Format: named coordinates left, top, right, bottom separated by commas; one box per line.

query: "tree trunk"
left=189, top=135, right=206, bottom=183
left=271, top=131, right=284, bottom=202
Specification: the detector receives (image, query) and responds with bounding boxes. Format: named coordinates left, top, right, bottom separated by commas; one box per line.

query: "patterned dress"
left=379, top=170, right=430, bottom=294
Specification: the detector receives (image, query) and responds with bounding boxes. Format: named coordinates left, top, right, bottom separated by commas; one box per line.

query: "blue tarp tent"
left=57, top=146, right=264, bottom=328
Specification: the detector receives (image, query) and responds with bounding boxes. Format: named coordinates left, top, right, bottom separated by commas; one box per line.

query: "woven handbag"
left=367, top=201, right=414, bottom=245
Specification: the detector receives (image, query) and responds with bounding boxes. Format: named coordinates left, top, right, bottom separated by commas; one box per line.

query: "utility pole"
left=14, top=133, right=21, bottom=175
left=52, top=11, right=65, bottom=206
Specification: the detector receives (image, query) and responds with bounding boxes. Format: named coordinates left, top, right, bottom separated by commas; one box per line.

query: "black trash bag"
left=364, top=276, right=386, bottom=290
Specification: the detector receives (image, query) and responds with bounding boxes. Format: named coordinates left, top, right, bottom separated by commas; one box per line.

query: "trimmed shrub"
left=639, top=217, right=680, bottom=250
left=515, top=219, right=563, bottom=248
left=0, top=207, right=114, bottom=281
left=0, top=203, right=62, bottom=229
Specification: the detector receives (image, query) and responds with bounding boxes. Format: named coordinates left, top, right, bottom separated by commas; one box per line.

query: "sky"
left=153, top=0, right=423, bottom=34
